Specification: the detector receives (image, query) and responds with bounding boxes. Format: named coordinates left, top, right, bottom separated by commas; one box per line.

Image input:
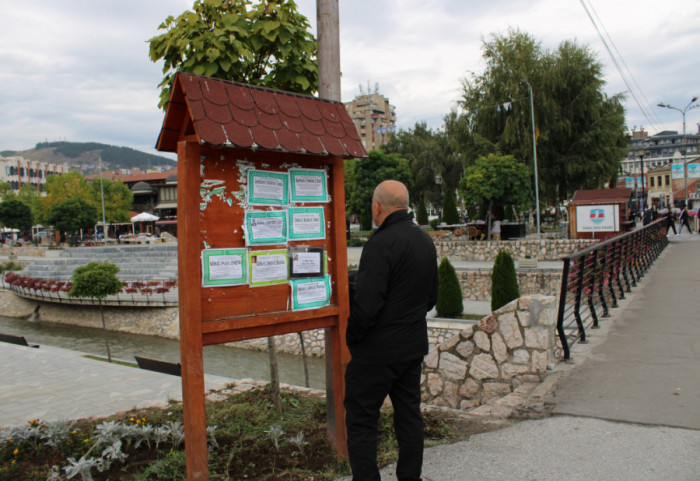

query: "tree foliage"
left=69, top=262, right=123, bottom=299
left=436, top=257, right=463, bottom=318
left=0, top=199, right=33, bottom=230
left=41, top=172, right=92, bottom=223
left=441, top=189, right=460, bottom=225
left=345, top=150, right=413, bottom=231
left=46, top=198, right=99, bottom=233
left=491, top=249, right=520, bottom=312
left=88, top=179, right=134, bottom=224
left=415, top=196, right=429, bottom=225
left=148, top=0, right=318, bottom=109
left=460, top=29, right=629, bottom=207
left=459, top=153, right=532, bottom=220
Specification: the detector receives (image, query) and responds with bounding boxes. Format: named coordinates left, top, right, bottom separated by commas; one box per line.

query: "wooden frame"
left=177, top=141, right=350, bottom=481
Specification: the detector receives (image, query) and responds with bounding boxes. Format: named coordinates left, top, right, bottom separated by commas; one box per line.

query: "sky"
left=2, top=0, right=699, bottom=159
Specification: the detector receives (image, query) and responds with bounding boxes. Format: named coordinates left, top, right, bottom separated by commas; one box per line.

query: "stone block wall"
left=421, top=295, right=560, bottom=411
left=457, top=269, right=562, bottom=301
left=433, top=238, right=596, bottom=262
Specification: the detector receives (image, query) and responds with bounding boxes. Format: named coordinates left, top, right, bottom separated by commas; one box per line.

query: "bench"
left=0, top=333, right=39, bottom=348
left=135, top=355, right=181, bottom=377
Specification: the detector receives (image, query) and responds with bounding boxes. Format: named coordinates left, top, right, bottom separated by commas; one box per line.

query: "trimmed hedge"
left=491, top=248, right=520, bottom=311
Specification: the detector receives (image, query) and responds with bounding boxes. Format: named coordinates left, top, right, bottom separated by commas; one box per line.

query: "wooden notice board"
left=157, top=73, right=366, bottom=481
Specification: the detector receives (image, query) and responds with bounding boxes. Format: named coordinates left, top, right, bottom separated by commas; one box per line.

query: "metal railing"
left=556, top=219, right=669, bottom=359
left=1, top=275, right=178, bottom=307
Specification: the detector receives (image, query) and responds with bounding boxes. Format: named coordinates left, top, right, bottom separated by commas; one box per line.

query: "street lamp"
left=636, top=149, right=645, bottom=214
left=522, top=78, right=541, bottom=240
left=657, top=97, right=699, bottom=206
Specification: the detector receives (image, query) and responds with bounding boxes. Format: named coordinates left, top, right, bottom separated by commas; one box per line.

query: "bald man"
left=344, top=180, right=438, bottom=481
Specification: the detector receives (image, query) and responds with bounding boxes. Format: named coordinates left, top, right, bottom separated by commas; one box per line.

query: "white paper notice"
left=250, top=215, right=285, bottom=239
left=251, top=254, right=288, bottom=283
left=296, top=279, right=328, bottom=304
left=253, top=175, right=285, bottom=201
left=292, top=252, right=321, bottom=274
left=291, top=212, right=321, bottom=234
left=209, top=255, right=243, bottom=280
left=294, top=175, right=324, bottom=198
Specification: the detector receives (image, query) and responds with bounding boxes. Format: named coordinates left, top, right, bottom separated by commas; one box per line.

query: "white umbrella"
left=130, top=212, right=160, bottom=222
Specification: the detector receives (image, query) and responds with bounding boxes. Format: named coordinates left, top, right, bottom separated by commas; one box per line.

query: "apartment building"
left=344, top=86, right=396, bottom=151
left=0, top=156, right=68, bottom=194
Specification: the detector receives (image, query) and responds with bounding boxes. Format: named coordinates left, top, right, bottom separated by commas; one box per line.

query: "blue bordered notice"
left=244, top=211, right=287, bottom=246
left=289, top=168, right=329, bottom=203
left=290, top=275, right=332, bottom=310
left=287, top=207, right=326, bottom=240
left=248, top=249, right=289, bottom=287
left=248, top=170, right=289, bottom=206
left=201, top=248, right=247, bottom=287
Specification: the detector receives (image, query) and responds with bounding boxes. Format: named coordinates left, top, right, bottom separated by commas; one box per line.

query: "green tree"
left=41, top=172, right=92, bottom=224
left=0, top=199, right=33, bottom=232
left=88, top=178, right=134, bottom=224
left=345, top=150, right=413, bottom=231
left=148, top=0, right=318, bottom=109
left=491, top=249, right=520, bottom=311
left=69, top=262, right=123, bottom=362
left=415, top=196, right=429, bottom=225
left=436, top=257, right=463, bottom=318
left=460, top=29, right=628, bottom=208
left=46, top=198, right=99, bottom=235
left=441, top=189, right=460, bottom=225
left=459, top=153, right=532, bottom=237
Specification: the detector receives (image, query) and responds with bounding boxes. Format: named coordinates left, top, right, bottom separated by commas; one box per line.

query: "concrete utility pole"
left=317, top=0, right=340, bottom=101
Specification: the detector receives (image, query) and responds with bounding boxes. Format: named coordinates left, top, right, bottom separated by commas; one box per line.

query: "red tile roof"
left=156, top=73, right=367, bottom=159
left=570, top=188, right=633, bottom=205
left=120, top=169, right=177, bottom=184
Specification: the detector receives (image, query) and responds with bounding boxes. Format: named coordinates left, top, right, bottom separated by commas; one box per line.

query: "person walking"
left=344, top=180, right=438, bottom=481
left=678, top=204, right=694, bottom=235
left=666, top=209, right=677, bottom=236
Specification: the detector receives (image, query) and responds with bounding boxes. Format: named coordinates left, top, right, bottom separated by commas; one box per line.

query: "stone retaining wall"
left=421, top=295, right=560, bottom=411
left=458, top=269, right=562, bottom=301
left=433, top=238, right=596, bottom=261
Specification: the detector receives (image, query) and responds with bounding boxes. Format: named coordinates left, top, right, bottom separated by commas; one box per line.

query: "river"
left=0, top=315, right=326, bottom=390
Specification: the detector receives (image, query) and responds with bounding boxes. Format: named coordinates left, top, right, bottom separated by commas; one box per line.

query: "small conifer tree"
left=416, top=197, right=429, bottom=225
left=436, top=257, right=463, bottom=317
left=491, top=249, right=520, bottom=311
left=442, top=189, right=460, bottom=225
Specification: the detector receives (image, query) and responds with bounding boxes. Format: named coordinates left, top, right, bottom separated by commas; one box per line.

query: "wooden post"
left=317, top=0, right=345, bottom=456
left=178, top=141, right=209, bottom=481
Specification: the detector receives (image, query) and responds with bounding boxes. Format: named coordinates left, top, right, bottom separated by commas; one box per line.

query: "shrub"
left=415, top=197, right=429, bottom=225
left=429, top=218, right=440, bottom=230
left=491, top=249, right=520, bottom=311
left=436, top=258, right=463, bottom=317
left=441, top=189, right=460, bottom=225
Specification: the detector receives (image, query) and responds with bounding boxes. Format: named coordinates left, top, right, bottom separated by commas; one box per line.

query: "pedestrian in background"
left=666, top=209, right=677, bottom=235
left=678, top=204, right=694, bottom=235
left=344, top=180, right=438, bottom=481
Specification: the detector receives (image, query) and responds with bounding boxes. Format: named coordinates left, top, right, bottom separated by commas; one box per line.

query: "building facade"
left=624, top=127, right=700, bottom=209
left=344, top=87, right=396, bottom=151
left=0, top=156, right=68, bottom=194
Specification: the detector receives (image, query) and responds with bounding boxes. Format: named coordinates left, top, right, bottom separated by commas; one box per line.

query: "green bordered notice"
left=244, top=211, right=287, bottom=246
left=287, top=207, right=325, bottom=240
left=248, top=249, right=289, bottom=287
left=289, top=168, right=329, bottom=203
left=201, top=248, right=247, bottom=287
left=248, top=170, right=289, bottom=206
left=290, top=275, right=332, bottom=310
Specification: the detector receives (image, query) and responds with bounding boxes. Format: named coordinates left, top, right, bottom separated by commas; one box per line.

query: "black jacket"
left=346, top=210, right=438, bottom=364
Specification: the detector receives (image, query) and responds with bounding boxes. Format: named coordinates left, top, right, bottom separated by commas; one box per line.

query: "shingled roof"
left=570, top=188, right=633, bottom=205
left=156, top=72, right=367, bottom=159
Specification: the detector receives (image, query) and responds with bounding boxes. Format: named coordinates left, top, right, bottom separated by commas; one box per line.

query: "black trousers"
left=679, top=220, right=693, bottom=234
left=344, top=357, right=424, bottom=481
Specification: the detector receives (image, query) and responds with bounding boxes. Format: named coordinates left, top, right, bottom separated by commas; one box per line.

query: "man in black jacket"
left=344, top=180, right=438, bottom=481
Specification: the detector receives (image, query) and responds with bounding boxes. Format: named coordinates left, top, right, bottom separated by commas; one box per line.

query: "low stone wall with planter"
left=433, top=238, right=597, bottom=262
left=457, top=268, right=563, bottom=301
left=421, top=295, right=560, bottom=411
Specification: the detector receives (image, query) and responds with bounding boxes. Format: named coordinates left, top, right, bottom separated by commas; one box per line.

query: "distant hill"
left=1, top=142, right=176, bottom=174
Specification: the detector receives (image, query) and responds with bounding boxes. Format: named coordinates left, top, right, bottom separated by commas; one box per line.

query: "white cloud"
left=1, top=0, right=699, bottom=157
